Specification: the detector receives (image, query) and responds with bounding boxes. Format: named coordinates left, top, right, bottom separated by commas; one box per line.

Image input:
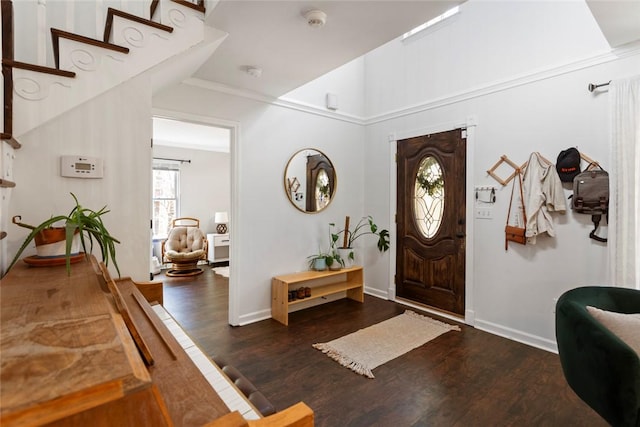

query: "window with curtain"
left=152, top=161, right=180, bottom=239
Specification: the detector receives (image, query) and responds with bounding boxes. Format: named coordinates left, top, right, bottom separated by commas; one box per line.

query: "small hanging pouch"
left=505, top=171, right=527, bottom=249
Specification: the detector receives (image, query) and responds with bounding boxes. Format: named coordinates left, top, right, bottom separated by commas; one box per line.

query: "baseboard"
left=237, top=308, right=272, bottom=326
left=465, top=309, right=475, bottom=327
left=474, top=318, right=558, bottom=353
left=364, top=286, right=389, bottom=300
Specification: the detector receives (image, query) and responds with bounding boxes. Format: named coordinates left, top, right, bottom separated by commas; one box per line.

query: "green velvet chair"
left=555, top=286, right=640, bottom=427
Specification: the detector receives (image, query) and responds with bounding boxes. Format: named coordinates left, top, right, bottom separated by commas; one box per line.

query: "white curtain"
left=609, top=75, right=640, bottom=289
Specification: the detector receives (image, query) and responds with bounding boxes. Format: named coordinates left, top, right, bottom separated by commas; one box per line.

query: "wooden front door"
left=306, top=153, right=335, bottom=212
left=396, top=129, right=466, bottom=316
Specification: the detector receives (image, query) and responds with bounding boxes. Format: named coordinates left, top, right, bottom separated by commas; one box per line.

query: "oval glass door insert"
left=414, top=156, right=445, bottom=238
left=315, top=169, right=331, bottom=210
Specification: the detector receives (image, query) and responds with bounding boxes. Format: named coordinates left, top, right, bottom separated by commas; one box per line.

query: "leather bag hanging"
left=505, top=170, right=527, bottom=249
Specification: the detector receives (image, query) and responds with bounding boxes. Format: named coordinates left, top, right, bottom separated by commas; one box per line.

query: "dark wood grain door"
left=396, top=129, right=466, bottom=316
left=306, top=153, right=335, bottom=212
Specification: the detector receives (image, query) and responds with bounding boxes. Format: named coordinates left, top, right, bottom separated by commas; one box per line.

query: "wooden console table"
left=271, top=266, right=364, bottom=325
left=1, top=257, right=314, bottom=426
left=0, top=257, right=230, bottom=426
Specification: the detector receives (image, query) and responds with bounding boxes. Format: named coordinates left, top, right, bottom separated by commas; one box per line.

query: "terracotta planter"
left=34, top=228, right=80, bottom=258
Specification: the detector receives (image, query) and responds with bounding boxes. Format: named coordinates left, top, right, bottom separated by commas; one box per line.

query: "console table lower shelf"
left=271, top=266, right=364, bottom=325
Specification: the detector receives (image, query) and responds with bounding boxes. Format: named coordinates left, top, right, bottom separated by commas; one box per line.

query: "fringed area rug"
left=312, top=310, right=460, bottom=378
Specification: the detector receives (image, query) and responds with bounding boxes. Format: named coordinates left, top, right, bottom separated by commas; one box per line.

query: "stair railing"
left=2, top=0, right=14, bottom=138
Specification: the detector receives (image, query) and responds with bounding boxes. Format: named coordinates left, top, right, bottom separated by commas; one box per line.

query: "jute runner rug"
left=313, top=310, right=460, bottom=378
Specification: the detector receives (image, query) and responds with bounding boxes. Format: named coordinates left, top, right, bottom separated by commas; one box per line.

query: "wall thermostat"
left=60, top=155, right=103, bottom=178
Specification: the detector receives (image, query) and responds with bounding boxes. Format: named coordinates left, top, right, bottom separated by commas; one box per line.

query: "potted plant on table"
left=6, top=193, right=121, bottom=276
left=330, top=216, right=390, bottom=266
left=306, top=226, right=347, bottom=272
left=307, top=251, right=345, bottom=272
left=307, top=248, right=330, bottom=271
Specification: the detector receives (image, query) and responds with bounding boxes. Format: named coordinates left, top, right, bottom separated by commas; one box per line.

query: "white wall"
left=6, top=75, right=152, bottom=280
left=364, top=0, right=610, bottom=118
left=360, top=0, right=640, bottom=350
left=153, top=145, right=230, bottom=234
left=281, top=56, right=366, bottom=118
left=153, top=83, right=365, bottom=324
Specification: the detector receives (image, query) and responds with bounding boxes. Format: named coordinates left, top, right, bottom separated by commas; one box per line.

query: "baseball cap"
left=556, top=148, right=581, bottom=182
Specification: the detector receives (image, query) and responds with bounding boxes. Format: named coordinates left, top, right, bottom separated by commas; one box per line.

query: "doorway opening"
left=151, top=113, right=239, bottom=324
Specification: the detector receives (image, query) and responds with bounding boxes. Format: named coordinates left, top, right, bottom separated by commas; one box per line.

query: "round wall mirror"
left=284, top=148, right=336, bottom=213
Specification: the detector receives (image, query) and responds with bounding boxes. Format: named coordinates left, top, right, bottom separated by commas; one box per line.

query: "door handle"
left=456, top=232, right=465, bottom=238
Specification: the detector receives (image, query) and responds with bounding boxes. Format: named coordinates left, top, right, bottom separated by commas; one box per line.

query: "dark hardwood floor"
left=159, top=266, right=606, bottom=427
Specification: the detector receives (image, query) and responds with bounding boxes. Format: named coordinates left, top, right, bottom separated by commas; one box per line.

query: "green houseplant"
left=307, top=248, right=329, bottom=271
left=307, top=249, right=345, bottom=271
left=330, top=215, right=390, bottom=264
left=7, top=193, right=121, bottom=276
left=307, top=225, right=347, bottom=271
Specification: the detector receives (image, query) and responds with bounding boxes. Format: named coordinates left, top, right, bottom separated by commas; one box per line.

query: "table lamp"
left=214, top=212, right=229, bottom=234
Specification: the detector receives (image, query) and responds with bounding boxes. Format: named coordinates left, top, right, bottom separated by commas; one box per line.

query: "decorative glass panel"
left=315, top=169, right=330, bottom=210
left=414, top=156, right=444, bottom=238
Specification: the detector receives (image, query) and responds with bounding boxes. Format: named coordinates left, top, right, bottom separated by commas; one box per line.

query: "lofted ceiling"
left=157, top=0, right=466, bottom=149
left=585, top=0, right=640, bottom=49
left=194, top=0, right=467, bottom=98
left=158, top=0, right=639, bottom=150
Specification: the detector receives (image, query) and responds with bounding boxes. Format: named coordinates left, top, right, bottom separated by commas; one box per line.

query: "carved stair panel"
left=11, top=0, right=209, bottom=137
left=109, top=2, right=204, bottom=55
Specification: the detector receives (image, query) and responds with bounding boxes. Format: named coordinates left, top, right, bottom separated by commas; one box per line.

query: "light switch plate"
left=475, top=207, right=493, bottom=219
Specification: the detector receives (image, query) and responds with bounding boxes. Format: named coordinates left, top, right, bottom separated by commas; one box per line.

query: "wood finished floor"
left=160, top=267, right=606, bottom=427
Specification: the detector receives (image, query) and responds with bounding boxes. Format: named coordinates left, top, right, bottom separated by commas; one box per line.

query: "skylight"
left=402, top=6, right=460, bottom=40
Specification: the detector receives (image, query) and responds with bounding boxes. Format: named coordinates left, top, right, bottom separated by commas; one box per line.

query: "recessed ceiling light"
left=303, top=10, right=327, bottom=28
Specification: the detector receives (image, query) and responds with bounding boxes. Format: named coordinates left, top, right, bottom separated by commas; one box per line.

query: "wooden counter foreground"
left=1, top=256, right=313, bottom=427
left=0, top=258, right=154, bottom=426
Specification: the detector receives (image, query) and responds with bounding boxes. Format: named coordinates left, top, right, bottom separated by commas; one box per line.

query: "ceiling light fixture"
left=303, top=9, right=327, bottom=28
left=246, top=66, right=262, bottom=78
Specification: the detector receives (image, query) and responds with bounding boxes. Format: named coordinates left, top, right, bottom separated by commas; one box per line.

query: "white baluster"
left=37, top=0, right=46, bottom=66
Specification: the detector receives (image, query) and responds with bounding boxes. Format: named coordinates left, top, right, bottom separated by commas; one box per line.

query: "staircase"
left=0, top=0, right=227, bottom=268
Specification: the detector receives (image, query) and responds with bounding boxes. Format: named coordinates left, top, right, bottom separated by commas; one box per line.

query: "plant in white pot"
left=330, top=215, right=390, bottom=266
left=6, top=193, right=121, bottom=276
left=327, top=229, right=346, bottom=271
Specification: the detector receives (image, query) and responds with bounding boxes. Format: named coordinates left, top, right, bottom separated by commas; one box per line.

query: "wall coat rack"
left=486, top=151, right=600, bottom=186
